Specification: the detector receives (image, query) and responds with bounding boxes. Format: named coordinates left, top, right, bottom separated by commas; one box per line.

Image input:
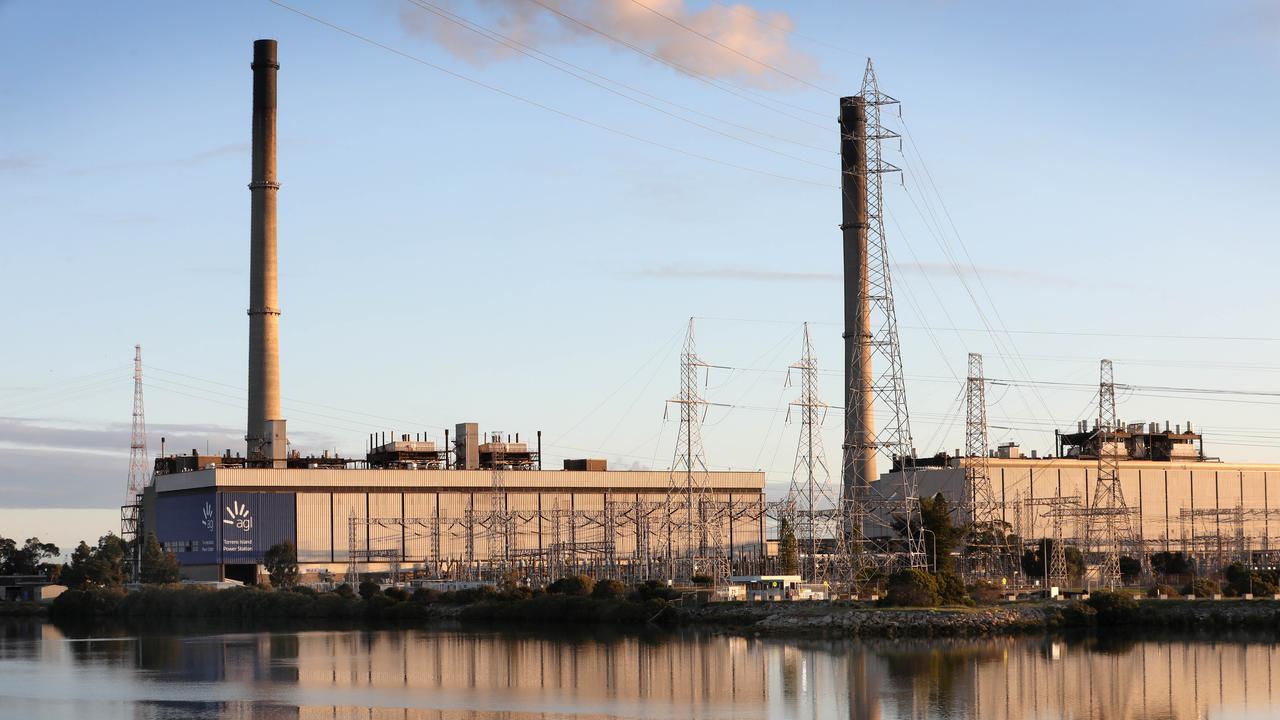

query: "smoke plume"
left=398, top=0, right=821, bottom=90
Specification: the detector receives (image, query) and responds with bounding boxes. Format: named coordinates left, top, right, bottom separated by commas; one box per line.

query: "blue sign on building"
left=155, top=491, right=219, bottom=565
left=216, top=491, right=295, bottom=563
left=156, top=491, right=296, bottom=565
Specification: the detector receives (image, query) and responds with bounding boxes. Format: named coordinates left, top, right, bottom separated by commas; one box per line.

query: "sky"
left=0, top=0, right=1277, bottom=553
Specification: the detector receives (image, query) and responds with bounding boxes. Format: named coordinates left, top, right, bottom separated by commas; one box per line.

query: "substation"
left=124, top=39, right=1280, bottom=591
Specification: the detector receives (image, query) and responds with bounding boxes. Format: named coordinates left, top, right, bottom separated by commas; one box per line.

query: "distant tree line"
left=0, top=532, right=180, bottom=588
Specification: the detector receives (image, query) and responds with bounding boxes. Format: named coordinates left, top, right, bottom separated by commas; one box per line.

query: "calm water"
left=2, top=621, right=1279, bottom=720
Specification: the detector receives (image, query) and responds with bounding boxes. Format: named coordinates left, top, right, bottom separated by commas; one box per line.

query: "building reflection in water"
left=8, top=622, right=1280, bottom=719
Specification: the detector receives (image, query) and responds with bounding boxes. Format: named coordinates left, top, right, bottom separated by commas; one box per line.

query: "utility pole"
left=122, top=344, right=148, bottom=583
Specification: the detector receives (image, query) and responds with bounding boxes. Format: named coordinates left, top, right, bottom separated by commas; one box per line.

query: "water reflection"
left=0, top=620, right=1277, bottom=719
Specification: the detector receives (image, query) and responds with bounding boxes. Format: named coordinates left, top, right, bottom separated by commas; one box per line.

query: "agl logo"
left=201, top=502, right=216, bottom=534
left=223, top=500, right=253, bottom=532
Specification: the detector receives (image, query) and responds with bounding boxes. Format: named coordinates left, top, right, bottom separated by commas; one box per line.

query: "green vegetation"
left=883, top=569, right=940, bottom=607
left=1183, top=578, right=1222, bottom=597
left=1086, top=590, right=1139, bottom=624
left=1224, top=562, right=1280, bottom=596
left=264, top=541, right=299, bottom=589
left=49, top=576, right=684, bottom=628
left=777, top=518, right=799, bottom=575
left=0, top=536, right=61, bottom=578
left=60, top=534, right=128, bottom=588
left=140, top=533, right=180, bottom=585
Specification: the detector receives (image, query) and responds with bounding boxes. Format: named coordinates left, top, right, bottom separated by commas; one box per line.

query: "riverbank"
left=42, top=587, right=1280, bottom=638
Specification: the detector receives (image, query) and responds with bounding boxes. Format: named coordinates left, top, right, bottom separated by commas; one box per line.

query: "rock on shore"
left=678, top=601, right=1086, bottom=638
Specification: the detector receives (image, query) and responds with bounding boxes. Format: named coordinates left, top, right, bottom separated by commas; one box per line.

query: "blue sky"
left=1, top=0, right=1276, bottom=551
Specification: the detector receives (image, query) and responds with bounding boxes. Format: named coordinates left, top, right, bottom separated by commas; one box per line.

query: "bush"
left=290, top=585, right=318, bottom=597
left=358, top=580, right=382, bottom=601
left=882, top=569, right=939, bottom=607
left=334, top=583, right=356, bottom=599
left=547, top=575, right=595, bottom=596
left=592, top=579, right=626, bottom=600
left=1147, top=584, right=1177, bottom=598
left=384, top=587, right=409, bottom=602
left=934, top=571, right=971, bottom=606
left=629, top=580, right=680, bottom=602
left=411, top=587, right=442, bottom=604
left=967, top=580, right=1003, bottom=605
left=1087, top=590, right=1138, bottom=624
left=1182, top=578, right=1221, bottom=597
left=1224, top=563, right=1280, bottom=597
left=690, top=575, right=713, bottom=587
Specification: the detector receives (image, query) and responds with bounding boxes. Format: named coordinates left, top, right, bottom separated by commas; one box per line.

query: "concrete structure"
left=0, top=576, right=66, bottom=602
left=246, top=38, right=285, bottom=467
left=150, top=466, right=765, bottom=583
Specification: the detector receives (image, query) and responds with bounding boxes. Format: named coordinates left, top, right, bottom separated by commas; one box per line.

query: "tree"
left=263, top=540, right=299, bottom=589
left=777, top=518, right=799, bottom=575
left=61, top=534, right=127, bottom=588
left=899, top=493, right=960, bottom=574
left=1150, top=551, right=1193, bottom=576
left=0, top=536, right=60, bottom=577
left=1118, top=556, right=1142, bottom=583
left=1021, top=539, right=1085, bottom=581
left=140, top=532, right=180, bottom=584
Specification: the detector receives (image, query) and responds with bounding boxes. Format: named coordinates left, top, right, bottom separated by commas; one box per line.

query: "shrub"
left=1118, top=556, right=1142, bottom=583
left=384, top=587, right=409, bottom=602
left=629, top=580, right=680, bottom=602
left=411, top=588, right=442, bottom=604
left=882, top=569, right=939, bottom=607
left=690, top=575, right=713, bottom=587
left=934, top=571, right=970, bottom=606
left=1147, top=584, right=1177, bottom=598
left=1087, top=590, right=1138, bottom=624
left=592, top=579, right=626, bottom=600
left=358, top=581, right=382, bottom=600
left=334, top=583, right=356, bottom=599
left=1182, top=578, right=1221, bottom=597
left=1224, top=563, right=1280, bottom=597
left=967, top=580, right=1003, bottom=605
left=547, top=575, right=595, bottom=596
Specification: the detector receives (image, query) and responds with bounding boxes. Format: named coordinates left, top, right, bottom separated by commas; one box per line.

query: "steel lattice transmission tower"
left=784, top=323, right=840, bottom=582
left=1086, top=359, right=1136, bottom=587
left=665, top=318, right=725, bottom=582
left=963, top=353, right=1016, bottom=577
left=839, top=60, right=926, bottom=576
left=121, top=344, right=148, bottom=581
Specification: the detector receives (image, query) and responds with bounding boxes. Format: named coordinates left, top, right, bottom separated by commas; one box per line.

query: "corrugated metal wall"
left=295, top=493, right=332, bottom=563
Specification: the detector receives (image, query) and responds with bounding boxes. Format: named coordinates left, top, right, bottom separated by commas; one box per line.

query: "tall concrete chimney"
left=839, top=96, right=875, bottom=514
left=247, top=39, right=286, bottom=468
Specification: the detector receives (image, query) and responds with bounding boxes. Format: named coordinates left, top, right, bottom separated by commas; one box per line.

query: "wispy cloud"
left=0, top=154, right=38, bottom=172
left=398, top=0, right=822, bottom=91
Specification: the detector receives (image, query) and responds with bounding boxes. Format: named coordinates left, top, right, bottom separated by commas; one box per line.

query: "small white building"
left=729, top=575, right=828, bottom=602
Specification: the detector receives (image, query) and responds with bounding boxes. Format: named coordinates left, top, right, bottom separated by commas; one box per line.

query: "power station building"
left=144, top=40, right=765, bottom=584
left=874, top=422, right=1280, bottom=565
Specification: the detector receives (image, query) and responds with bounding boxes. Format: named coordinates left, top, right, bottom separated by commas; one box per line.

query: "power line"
left=625, top=0, right=837, bottom=96
left=518, top=0, right=832, bottom=128
left=268, top=0, right=831, bottom=187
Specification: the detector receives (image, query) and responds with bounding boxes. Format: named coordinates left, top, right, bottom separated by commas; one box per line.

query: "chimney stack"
left=839, top=95, right=875, bottom=519
left=246, top=39, right=286, bottom=467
